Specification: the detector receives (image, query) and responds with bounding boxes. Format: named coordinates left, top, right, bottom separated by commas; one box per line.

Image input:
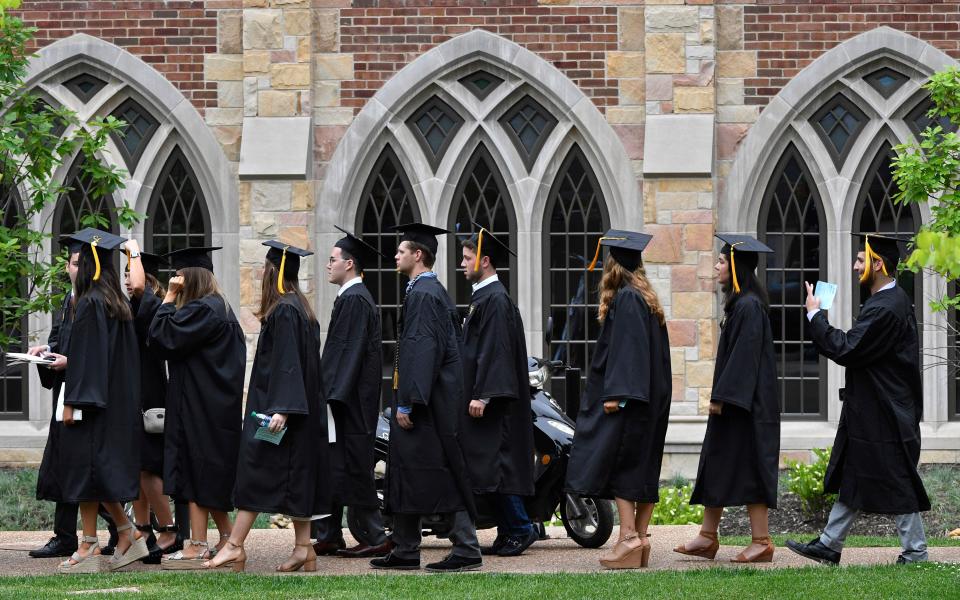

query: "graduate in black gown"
left=30, top=250, right=117, bottom=559
left=565, top=231, right=672, bottom=570
left=148, top=247, right=246, bottom=569
left=677, top=234, right=780, bottom=564
left=458, top=225, right=536, bottom=557
left=123, top=245, right=181, bottom=562
left=371, top=223, right=482, bottom=573
left=788, top=233, right=929, bottom=565
left=205, top=241, right=329, bottom=573
left=313, top=227, right=391, bottom=558
left=54, top=229, right=150, bottom=574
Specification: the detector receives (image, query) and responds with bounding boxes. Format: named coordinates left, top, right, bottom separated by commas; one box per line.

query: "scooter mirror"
left=545, top=316, right=554, bottom=347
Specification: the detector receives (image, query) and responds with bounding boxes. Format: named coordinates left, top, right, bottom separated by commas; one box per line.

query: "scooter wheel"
left=559, top=495, right=614, bottom=549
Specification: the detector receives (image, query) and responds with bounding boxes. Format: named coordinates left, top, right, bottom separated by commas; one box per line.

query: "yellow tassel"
left=860, top=235, right=888, bottom=284
left=91, top=237, right=102, bottom=281
left=587, top=236, right=627, bottom=271
left=730, top=242, right=744, bottom=294
left=473, top=228, right=485, bottom=272
left=277, top=247, right=288, bottom=294
left=392, top=368, right=399, bottom=390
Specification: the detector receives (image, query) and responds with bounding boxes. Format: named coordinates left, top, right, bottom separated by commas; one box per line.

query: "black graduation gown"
left=807, top=285, right=929, bottom=514
left=691, top=293, right=780, bottom=508
left=565, top=287, right=672, bottom=503
left=149, top=294, right=246, bottom=512
left=131, top=287, right=167, bottom=476
left=385, top=276, right=475, bottom=517
left=233, top=296, right=330, bottom=518
left=57, top=290, right=142, bottom=503
left=459, top=279, right=534, bottom=496
left=36, top=295, right=72, bottom=503
left=322, top=282, right=382, bottom=509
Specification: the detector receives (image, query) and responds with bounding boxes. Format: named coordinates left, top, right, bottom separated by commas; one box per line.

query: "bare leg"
left=178, top=502, right=209, bottom=559
left=677, top=506, right=723, bottom=552
left=204, top=510, right=255, bottom=568
left=209, top=510, right=233, bottom=552
left=634, top=503, right=655, bottom=539
left=102, top=501, right=142, bottom=555
left=140, top=472, right=176, bottom=549
left=64, top=503, right=101, bottom=565
left=738, top=503, right=771, bottom=559
left=602, top=498, right=639, bottom=561
left=132, top=478, right=151, bottom=529
left=277, top=521, right=315, bottom=571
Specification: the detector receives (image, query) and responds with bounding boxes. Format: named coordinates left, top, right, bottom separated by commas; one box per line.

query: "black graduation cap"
left=715, top=234, right=774, bottom=294
left=587, top=229, right=653, bottom=272
left=854, top=232, right=912, bottom=282
left=263, top=240, right=313, bottom=293
left=165, top=246, right=221, bottom=273
left=60, top=228, right=125, bottom=281
left=125, top=251, right=167, bottom=278
left=463, top=222, right=516, bottom=271
left=389, top=222, right=450, bottom=256
left=333, top=225, right=386, bottom=272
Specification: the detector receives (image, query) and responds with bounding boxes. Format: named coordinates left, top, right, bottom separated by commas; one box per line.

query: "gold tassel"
left=91, top=236, right=102, bottom=281
left=473, top=228, right=485, bottom=272
left=392, top=368, right=399, bottom=390
left=730, top=242, right=744, bottom=294
left=587, top=236, right=627, bottom=271
left=277, top=246, right=288, bottom=294
left=860, top=235, right=888, bottom=284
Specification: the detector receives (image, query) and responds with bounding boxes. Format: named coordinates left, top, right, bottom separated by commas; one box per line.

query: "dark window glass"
left=500, top=95, right=558, bottom=171
left=145, top=147, right=211, bottom=283
left=64, top=73, right=107, bottom=103
left=864, top=67, right=907, bottom=99
left=406, top=96, right=464, bottom=171
left=759, top=145, right=827, bottom=418
left=109, top=98, right=160, bottom=172
left=811, top=93, right=867, bottom=168
left=459, top=70, right=504, bottom=101
left=53, top=156, right=118, bottom=256
left=448, top=144, right=516, bottom=314
left=0, top=187, right=27, bottom=418
left=543, top=145, right=609, bottom=411
left=356, top=146, right=420, bottom=409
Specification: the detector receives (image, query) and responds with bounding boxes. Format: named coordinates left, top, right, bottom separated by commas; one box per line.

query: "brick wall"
left=339, top=5, right=620, bottom=112
left=13, top=0, right=237, bottom=111
left=743, top=1, right=960, bottom=106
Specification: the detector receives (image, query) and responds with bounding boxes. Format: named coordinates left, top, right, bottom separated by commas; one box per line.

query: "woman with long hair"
left=203, top=241, right=330, bottom=572
left=148, top=247, right=246, bottom=569
left=675, top=234, right=780, bottom=563
left=54, top=228, right=149, bottom=573
left=123, top=246, right=181, bottom=562
left=565, top=230, right=672, bottom=570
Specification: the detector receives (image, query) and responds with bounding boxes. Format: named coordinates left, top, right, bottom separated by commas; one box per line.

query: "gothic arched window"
left=53, top=155, right=118, bottom=255
left=447, top=144, right=516, bottom=313
left=356, top=146, right=420, bottom=408
left=0, top=188, right=27, bottom=418
left=759, top=145, right=828, bottom=418
left=145, top=147, right=211, bottom=281
left=543, top=145, right=609, bottom=411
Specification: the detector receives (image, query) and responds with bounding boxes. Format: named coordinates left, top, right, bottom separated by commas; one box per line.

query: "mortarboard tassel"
left=730, top=241, right=744, bottom=294
left=860, top=235, right=889, bottom=284
left=473, top=228, right=485, bottom=272
left=91, top=236, right=102, bottom=281
left=277, top=246, right=288, bottom=294
left=587, top=236, right=627, bottom=272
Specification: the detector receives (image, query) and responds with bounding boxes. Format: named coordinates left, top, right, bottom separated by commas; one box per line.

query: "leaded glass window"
left=357, top=146, right=420, bottom=408
left=811, top=93, right=867, bottom=168
left=53, top=156, right=118, bottom=255
left=864, top=67, right=907, bottom=99
left=907, top=97, right=956, bottom=138
left=500, top=95, right=558, bottom=171
left=448, top=144, right=516, bottom=314
left=759, top=145, right=827, bottom=418
left=110, top=98, right=160, bottom=172
left=146, top=147, right=210, bottom=282
left=64, top=73, right=107, bottom=103
left=406, top=96, right=463, bottom=171
left=0, top=188, right=27, bottom=418
left=459, top=70, right=504, bottom=101
left=543, top=145, right=609, bottom=411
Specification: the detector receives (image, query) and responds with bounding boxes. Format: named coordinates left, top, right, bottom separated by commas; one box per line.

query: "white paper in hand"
left=814, top=281, right=838, bottom=311
left=54, top=386, right=82, bottom=422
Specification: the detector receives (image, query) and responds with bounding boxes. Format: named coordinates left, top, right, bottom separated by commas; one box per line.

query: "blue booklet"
left=815, top=281, right=838, bottom=311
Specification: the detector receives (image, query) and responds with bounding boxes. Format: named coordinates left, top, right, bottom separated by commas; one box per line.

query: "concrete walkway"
left=0, top=525, right=957, bottom=576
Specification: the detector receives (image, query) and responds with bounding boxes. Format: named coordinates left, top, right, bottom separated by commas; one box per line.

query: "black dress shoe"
left=785, top=538, right=841, bottom=565
left=312, top=539, right=346, bottom=556
left=425, top=554, right=482, bottom=573
left=370, top=552, right=420, bottom=570
left=337, top=539, right=394, bottom=558
left=28, top=536, right=77, bottom=559
left=498, top=528, right=538, bottom=557
left=481, top=534, right=507, bottom=556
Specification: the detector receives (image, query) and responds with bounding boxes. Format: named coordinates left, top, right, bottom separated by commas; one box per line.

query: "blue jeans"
left=490, top=494, right=533, bottom=537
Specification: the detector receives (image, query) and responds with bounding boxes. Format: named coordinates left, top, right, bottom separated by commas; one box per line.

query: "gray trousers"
left=391, top=511, right=480, bottom=560
left=820, top=500, right=928, bottom=562
left=313, top=505, right=388, bottom=547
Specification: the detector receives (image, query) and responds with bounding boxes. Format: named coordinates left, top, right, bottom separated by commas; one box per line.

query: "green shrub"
left=651, top=483, right=703, bottom=525
left=785, top=447, right=837, bottom=519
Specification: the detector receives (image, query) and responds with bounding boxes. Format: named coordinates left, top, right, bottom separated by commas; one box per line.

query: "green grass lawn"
left=0, top=564, right=957, bottom=599
left=723, top=534, right=960, bottom=548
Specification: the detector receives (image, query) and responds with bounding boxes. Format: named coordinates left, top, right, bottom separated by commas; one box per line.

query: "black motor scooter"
left=350, top=354, right=614, bottom=549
